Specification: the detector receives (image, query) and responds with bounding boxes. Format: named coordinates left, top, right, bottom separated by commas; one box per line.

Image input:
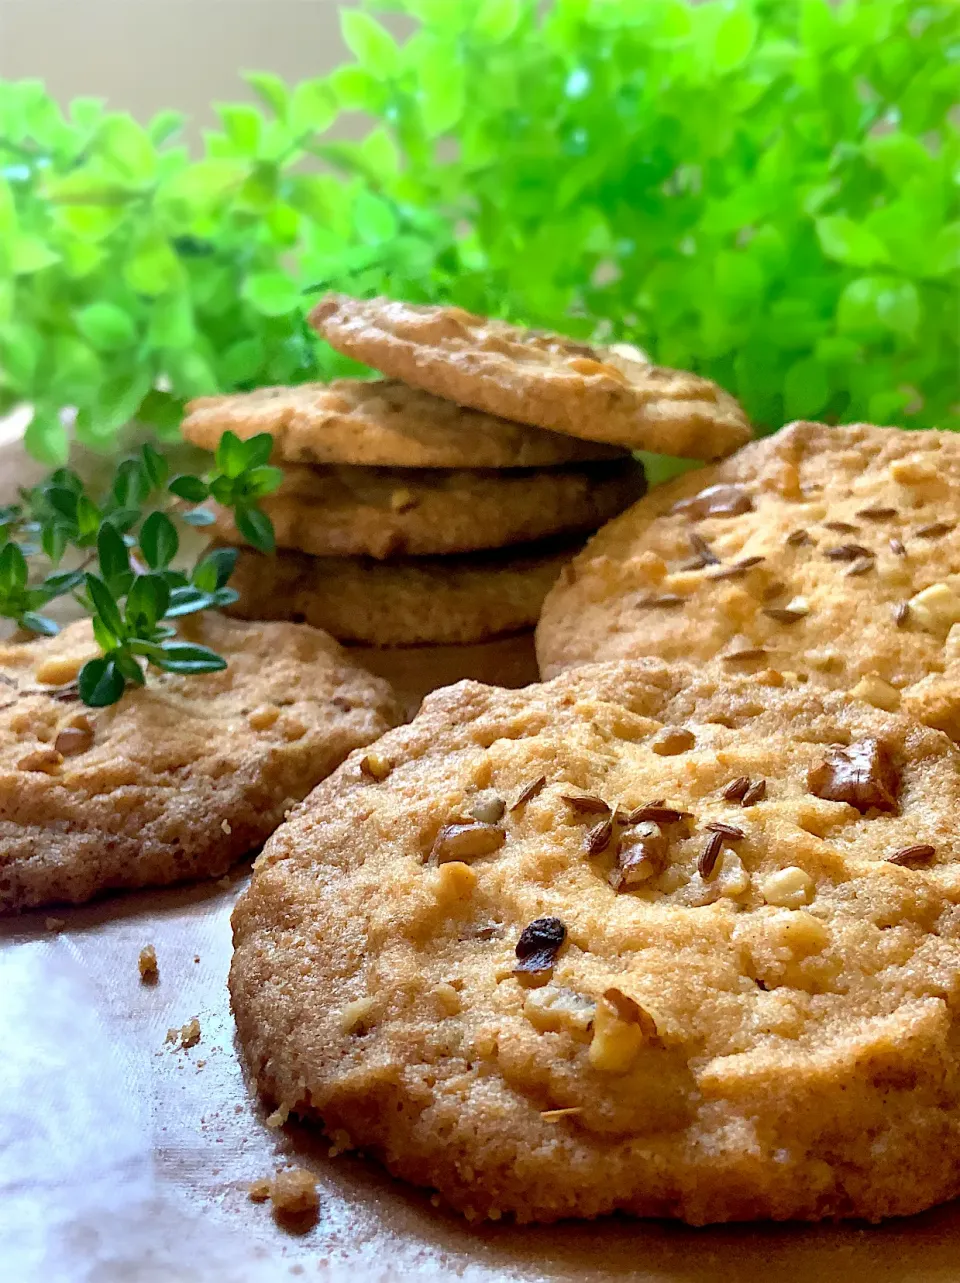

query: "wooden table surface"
left=1, top=436, right=959, bottom=1282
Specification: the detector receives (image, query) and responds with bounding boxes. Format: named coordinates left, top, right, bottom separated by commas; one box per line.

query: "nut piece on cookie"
left=0, top=614, right=400, bottom=912
left=308, top=294, right=751, bottom=460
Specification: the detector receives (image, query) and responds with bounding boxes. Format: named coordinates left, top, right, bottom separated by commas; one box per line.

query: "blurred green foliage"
left=0, top=0, right=957, bottom=463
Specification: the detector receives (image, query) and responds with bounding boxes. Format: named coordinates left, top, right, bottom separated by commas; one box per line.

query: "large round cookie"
left=231, top=661, right=960, bottom=1224
left=182, top=378, right=625, bottom=469
left=0, top=614, right=399, bottom=911
left=538, top=422, right=960, bottom=729
left=224, top=541, right=577, bottom=646
left=213, top=460, right=645, bottom=559
left=309, top=294, right=752, bottom=460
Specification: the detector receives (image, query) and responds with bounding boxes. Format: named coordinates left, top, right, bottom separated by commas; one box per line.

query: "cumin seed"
left=722, top=776, right=750, bottom=802
left=697, top=831, right=724, bottom=879
left=705, top=821, right=745, bottom=840
left=511, top=774, right=546, bottom=810
left=742, top=779, right=767, bottom=806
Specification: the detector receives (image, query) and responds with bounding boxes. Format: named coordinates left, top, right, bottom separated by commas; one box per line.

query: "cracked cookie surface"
left=538, top=422, right=960, bottom=743
left=230, top=660, right=960, bottom=1224
left=309, top=295, right=751, bottom=460
left=0, top=614, right=399, bottom=911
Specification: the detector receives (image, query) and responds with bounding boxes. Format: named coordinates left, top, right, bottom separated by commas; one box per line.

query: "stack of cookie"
left=181, top=294, right=751, bottom=647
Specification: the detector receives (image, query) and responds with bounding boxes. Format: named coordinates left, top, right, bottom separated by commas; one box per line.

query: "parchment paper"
left=1, top=436, right=958, bottom=1282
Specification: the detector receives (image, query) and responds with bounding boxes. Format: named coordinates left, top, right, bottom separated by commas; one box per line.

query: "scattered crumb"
left=217, top=876, right=232, bottom=890
left=196, top=1059, right=206, bottom=1069
left=138, top=944, right=158, bottom=982
left=166, top=1018, right=201, bottom=1050
left=248, top=1178, right=271, bottom=1203
left=194, top=955, right=201, bottom=964
left=540, top=1107, right=583, bottom=1122
left=44, top=917, right=65, bottom=933
left=265, top=1103, right=290, bottom=1129
left=267, top=1167, right=320, bottom=1223
left=180, top=1017, right=201, bottom=1048
left=430, top=1194, right=441, bottom=1208
left=221, top=818, right=232, bottom=835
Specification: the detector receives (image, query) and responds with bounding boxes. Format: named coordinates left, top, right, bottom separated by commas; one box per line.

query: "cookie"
left=308, top=295, right=752, bottom=461
left=231, top=659, right=960, bottom=1225
left=538, top=422, right=960, bottom=724
left=223, top=541, right=577, bottom=646
left=0, top=614, right=399, bottom=911
left=213, top=460, right=646, bottom=560
left=182, top=379, right=625, bottom=469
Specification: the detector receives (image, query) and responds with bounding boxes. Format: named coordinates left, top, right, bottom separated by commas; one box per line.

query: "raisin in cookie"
left=308, top=295, right=751, bottom=460
left=231, top=660, right=960, bottom=1224
left=538, top=422, right=960, bottom=728
left=224, top=540, right=578, bottom=646
left=182, top=379, right=625, bottom=469
left=0, top=614, right=399, bottom=911
left=213, top=460, right=645, bottom=559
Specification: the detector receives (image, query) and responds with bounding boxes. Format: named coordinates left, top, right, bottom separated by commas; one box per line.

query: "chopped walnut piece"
left=513, top=917, right=566, bottom=983
left=807, top=739, right=900, bottom=814
left=849, top=674, right=900, bottom=712
left=17, top=747, right=63, bottom=774
left=908, top=583, right=960, bottom=634
left=671, top=484, right=754, bottom=520
left=359, top=751, right=391, bottom=781
left=138, top=944, right=158, bottom=982
left=432, top=822, right=505, bottom=863
left=468, top=793, right=506, bottom=824
left=55, top=715, right=95, bottom=758
left=523, top=985, right=595, bottom=1035
left=614, top=821, right=667, bottom=889
left=760, top=866, right=814, bottom=908
left=588, top=987, right=656, bottom=1072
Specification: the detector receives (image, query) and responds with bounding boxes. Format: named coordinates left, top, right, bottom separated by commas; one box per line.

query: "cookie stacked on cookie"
left=181, top=296, right=751, bottom=646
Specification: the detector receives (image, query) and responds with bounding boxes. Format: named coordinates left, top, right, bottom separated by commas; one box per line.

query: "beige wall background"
left=0, top=0, right=351, bottom=130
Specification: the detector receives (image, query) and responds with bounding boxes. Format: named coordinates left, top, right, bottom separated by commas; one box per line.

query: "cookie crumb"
left=221, top=818, right=232, bottom=835
left=44, top=917, right=65, bottom=933
left=138, top=944, right=159, bottom=982
left=254, top=1166, right=320, bottom=1224
left=265, top=1102, right=291, bottom=1128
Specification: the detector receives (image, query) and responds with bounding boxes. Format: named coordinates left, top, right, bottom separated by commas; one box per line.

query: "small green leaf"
left=241, top=271, right=302, bottom=317
left=140, top=443, right=169, bottom=490
left=235, top=465, right=285, bottom=500
left=20, top=612, right=59, bottom=637
left=341, top=10, right=400, bottom=78
left=234, top=504, right=275, bottom=553
left=245, top=71, right=290, bottom=121
left=783, top=357, right=831, bottom=420
left=713, top=7, right=758, bottom=73
left=97, top=521, right=132, bottom=590
left=10, top=234, right=60, bottom=276
left=165, top=586, right=216, bottom=617
left=877, top=281, right=921, bottom=339
left=0, top=542, right=28, bottom=594
left=193, top=546, right=237, bottom=592
left=126, top=573, right=171, bottom=631
left=153, top=642, right=228, bottom=675
left=125, top=231, right=181, bottom=296
left=41, top=524, right=70, bottom=565
left=815, top=217, right=889, bottom=268
left=85, top=574, right=126, bottom=639
left=43, top=569, right=85, bottom=596
left=290, top=78, right=337, bottom=138
left=473, top=0, right=521, bottom=42
left=215, top=430, right=248, bottom=479
left=216, top=102, right=263, bottom=154
left=168, top=474, right=209, bottom=502
left=139, top=511, right=180, bottom=569
left=75, top=302, right=137, bottom=352
left=78, top=656, right=126, bottom=707
left=182, top=508, right=216, bottom=527
left=24, top=411, right=69, bottom=466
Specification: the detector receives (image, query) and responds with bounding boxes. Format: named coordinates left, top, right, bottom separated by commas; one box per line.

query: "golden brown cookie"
left=182, top=378, right=625, bottom=469
left=231, top=659, right=960, bottom=1225
left=0, top=614, right=399, bottom=911
left=223, top=541, right=578, bottom=646
left=308, top=295, right=752, bottom=460
left=213, top=460, right=645, bottom=559
left=538, top=422, right=960, bottom=727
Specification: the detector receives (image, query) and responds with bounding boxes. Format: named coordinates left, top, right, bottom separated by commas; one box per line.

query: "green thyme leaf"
left=234, top=504, right=275, bottom=553
left=78, top=656, right=126, bottom=707
left=139, top=511, right=180, bottom=569
left=168, top=474, right=209, bottom=502
left=154, top=642, right=228, bottom=675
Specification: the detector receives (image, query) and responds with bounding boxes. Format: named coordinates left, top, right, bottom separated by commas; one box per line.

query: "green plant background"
left=0, top=0, right=957, bottom=465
